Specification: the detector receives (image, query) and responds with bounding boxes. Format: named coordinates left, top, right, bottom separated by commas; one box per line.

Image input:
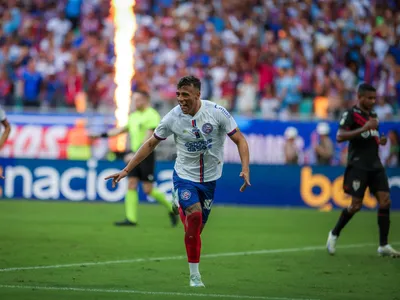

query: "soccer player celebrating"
left=92, top=91, right=177, bottom=227
left=106, top=76, right=251, bottom=287
left=326, top=83, right=400, bottom=257
left=0, top=106, right=10, bottom=179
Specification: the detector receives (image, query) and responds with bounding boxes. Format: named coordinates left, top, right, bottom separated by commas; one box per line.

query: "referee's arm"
left=91, top=125, right=128, bottom=139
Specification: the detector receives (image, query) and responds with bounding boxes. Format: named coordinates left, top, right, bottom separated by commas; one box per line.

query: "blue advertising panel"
left=224, top=117, right=400, bottom=165
left=1, top=159, right=399, bottom=210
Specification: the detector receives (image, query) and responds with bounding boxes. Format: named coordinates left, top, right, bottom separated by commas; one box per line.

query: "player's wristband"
left=100, top=132, right=108, bottom=138
left=123, top=168, right=130, bottom=173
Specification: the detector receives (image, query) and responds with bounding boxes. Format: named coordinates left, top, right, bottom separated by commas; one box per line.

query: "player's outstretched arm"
left=0, top=118, right=10, bottom=150
left=336, top=119, right=378, bottom=143
left=105, top=135, right=161, bottom=187
left=229, top=129, right=251, bottom=192
left=90, top=126, right=128, bottom=139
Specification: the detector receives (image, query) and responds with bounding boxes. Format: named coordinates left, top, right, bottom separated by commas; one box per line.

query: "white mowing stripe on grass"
left=0, top=284, right=319, bottom=300
left=0, top=242, right=397, bottom=273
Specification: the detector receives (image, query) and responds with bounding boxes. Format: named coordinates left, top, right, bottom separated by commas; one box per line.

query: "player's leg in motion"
left=142, top=181, right=178, bottom=227
left=178, top=207, right=188, bottom=232
left=173, top=171, right=208, bottom=287
left=184, top=202, right=204, bottom=287
left=115, top=176, right=140, bottom=226
left=375, top=191, right=400, bottom=257
left=327, top=197, right=362, bottom=254
left=327, top=166, right=365, bottom=254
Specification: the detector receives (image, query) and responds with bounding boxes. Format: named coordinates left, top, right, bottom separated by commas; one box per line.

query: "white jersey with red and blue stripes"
left=154, top=100, right=238, bottom=183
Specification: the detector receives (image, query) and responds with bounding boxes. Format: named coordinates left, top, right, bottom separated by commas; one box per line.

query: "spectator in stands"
left=95, top=66, right=115, bottom=113
left=260, top=85, right=279, bottom=119
left=44, top=73, right=63, bottom=108
left=277, top=66, right=302, bottom=118
left=284, top=126, right=299, bottom=165
left=65, top=0, right=82, bottom=29
left=236, top=73, right=257, bottom=115
left=20, top=60, right=42, bottom=108
left=46, top=11, right=72, bottom=48
left=64, top=64, right=83, bottom=109
left=0, top=68, right=12, bottom=106
left=385, top=129, right=399, bottom=167
left=219, top=72, right=235, bottom=111
left=374, top=96, right=394, bottom=120
left=0, top=0, right=399, bottom=119
left=258, top=54, right=276, bottom=96
left=396, top=66, right=400, bottom=112
left=340, top=60, right=358, bottom=108
left=314, top=122, right=334, bottom=166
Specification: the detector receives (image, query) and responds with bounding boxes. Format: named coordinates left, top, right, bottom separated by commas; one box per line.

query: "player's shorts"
left=128, top=152, right=155, bottom=182
left=343, top=165, right=390, bottom=199
left=172, top=170, right=217, bottom=225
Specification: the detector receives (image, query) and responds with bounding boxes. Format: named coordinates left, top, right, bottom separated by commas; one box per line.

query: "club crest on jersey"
left=180, top=189, right=191, bottom=201
left=361, top=131, right=370, bottom=138
left=352, top=180, right=360, bottom=191
left=202, top=123, right=213, bottom=134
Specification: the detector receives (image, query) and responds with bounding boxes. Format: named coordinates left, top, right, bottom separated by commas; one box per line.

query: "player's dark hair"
left=357, top=83, right=376, bottom=96
left=177, top=75, right=201, bottom=90
left=134, top=90, right=150, bottom=99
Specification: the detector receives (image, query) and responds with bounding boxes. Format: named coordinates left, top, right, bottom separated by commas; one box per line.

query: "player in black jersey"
left=326, top=83, right=400, bottom=257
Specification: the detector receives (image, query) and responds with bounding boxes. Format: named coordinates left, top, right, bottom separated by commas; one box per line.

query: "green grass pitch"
left=0, top=200, right=399, bottom=300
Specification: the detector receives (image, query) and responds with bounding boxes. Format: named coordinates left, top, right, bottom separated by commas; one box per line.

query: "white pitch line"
left=0, top=284, right=319, bottom=300
left=1, top=242, right=394, bottom=273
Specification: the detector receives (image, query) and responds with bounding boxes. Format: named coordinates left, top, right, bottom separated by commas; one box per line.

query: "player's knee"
left=142, top=183, right=153, bottom=195
left=348, top=199, right=362, bottom=213
left=186, top=210, right=202, bottom=228
left=185, top=202, right=202, bottom=216
left=128, top=179, right=138, bottom=190
left=378, top=194, right=391, bottom=209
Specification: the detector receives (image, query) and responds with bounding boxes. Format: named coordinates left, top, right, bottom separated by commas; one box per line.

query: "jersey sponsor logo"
left=192, top=127, right=201, bottom=138
left=352, top=180, right=361, bottom=191
left=202, top=123, right=213, bottom=134
left=180, top=189, right=191, bottom=201
left=361, top=129, right=379, bottom=139
left=214, top=104, right=231, bottom=118
left=184, top=139, right=212, bottom=152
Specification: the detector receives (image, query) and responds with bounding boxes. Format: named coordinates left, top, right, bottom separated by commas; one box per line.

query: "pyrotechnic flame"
left=111, top=0, right=136, bottom=151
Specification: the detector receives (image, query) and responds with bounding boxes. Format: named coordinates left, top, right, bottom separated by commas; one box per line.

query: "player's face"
left=176, top=85, right=200, bottom=115
left=133, top=93, right=148, bottom=111
left=359, top=91, right=376, bottom=111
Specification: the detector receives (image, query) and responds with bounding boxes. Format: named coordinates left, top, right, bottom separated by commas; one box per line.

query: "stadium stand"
left=0, top=0, right=398, bottom=120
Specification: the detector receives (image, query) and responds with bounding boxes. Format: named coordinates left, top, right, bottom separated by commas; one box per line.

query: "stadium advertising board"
left=1, top=159, right=399, bottom=210
left=3, top=113, right=398, bottom=164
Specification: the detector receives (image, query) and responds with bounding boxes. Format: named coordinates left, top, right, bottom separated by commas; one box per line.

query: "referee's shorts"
left=128, top=152, right=156, bottom=182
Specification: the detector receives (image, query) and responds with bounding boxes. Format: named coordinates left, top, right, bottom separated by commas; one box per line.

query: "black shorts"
left=343, top=165, right=390, bottom=199
left=128, top=152, right=155, bottom=182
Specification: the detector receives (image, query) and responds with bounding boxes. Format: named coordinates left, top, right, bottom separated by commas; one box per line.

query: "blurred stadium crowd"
left=0, top=0, right=399, bottom=120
